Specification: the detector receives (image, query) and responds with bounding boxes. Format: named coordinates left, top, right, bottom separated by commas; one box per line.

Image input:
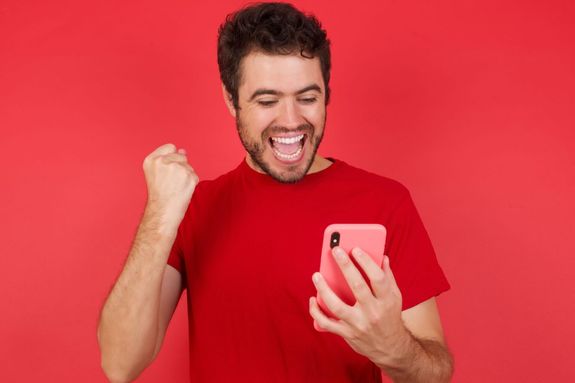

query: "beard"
left=235, top=112, right=326, bottom=184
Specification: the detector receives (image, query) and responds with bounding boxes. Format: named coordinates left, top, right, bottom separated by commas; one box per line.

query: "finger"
left=177, top=148, right=187, bottom=155
left=332, top=247, right=375, bottom=305
left=312, top=272, right=353, bottom=321
left=177, top=162, right=197, bottom=177
left=160, top=153, right=190, bottom=164
left=309, top=296, right=349, bottom=337
left=350, top=247, right=387, bottom=298
left=382, top=255, right=400, bottom=294
left=151, top=143, right=177, bottom=156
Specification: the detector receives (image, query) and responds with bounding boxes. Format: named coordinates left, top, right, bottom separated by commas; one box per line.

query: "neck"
left=307, top=155, right=333, bottom=173
left=245, top=154, right=332, bottom=175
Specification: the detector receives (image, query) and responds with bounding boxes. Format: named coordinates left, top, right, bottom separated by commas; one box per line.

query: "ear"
left=221, top=83, right=237, bottom=118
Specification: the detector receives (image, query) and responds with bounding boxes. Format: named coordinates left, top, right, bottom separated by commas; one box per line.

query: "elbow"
left=97, top=326, right=127, bottom=382
left=100, top=357, right=139, bottom=383
left=97, top=320, right=156, bottom=383
left=443, top=351, right=455, bottom=383
left=434, top=346, right=454, bottom=383
left=98, top=334, right=141, bottom=383
left=98, top=341, right=153, bottom=383
left=100, top=363, right=128, bottom=383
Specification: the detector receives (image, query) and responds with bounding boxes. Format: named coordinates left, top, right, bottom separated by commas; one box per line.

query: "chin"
left=241, top=126, right=324, bottom=183
left=263, top=150, right=316, bottom=184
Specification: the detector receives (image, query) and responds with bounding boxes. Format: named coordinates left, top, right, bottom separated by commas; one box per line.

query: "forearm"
left=97, top=204, right=178, bottom=382
left=377, top=328, right=454, bottom=383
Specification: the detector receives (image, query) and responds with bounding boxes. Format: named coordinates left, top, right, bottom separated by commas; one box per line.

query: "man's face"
left=230, top=51, right=327, bottom=183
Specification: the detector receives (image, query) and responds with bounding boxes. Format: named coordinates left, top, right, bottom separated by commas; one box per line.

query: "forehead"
left=239, top=51, right=323, bottom=95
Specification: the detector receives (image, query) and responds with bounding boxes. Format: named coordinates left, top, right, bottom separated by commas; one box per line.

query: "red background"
left=1, top=0, right=574, bottom=381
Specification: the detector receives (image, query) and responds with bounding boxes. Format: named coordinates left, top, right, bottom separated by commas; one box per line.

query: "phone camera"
left=330, top=232, right=340, bottom=248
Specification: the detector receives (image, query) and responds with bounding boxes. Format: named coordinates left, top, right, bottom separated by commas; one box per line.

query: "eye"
left=299, top=97, right=317, bottom=104
left=257, top=100, right=278, bottom=106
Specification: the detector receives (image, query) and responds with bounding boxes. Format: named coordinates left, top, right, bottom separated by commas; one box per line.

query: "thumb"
left=382, top=256, right=400, bottom=293
left=152, top=143, right=177, bottom=156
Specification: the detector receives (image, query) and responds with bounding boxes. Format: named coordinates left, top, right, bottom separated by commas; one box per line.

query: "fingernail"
left=312, top=273, right=320, bottom=283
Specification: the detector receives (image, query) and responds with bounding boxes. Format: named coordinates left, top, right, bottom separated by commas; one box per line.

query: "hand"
left=309, top=247, right=408, bottom=366
left=142, top=143, right=199, bottom=229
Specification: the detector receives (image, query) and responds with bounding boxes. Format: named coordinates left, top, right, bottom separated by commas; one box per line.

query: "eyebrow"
left=248, top=84, right=322, bottom=102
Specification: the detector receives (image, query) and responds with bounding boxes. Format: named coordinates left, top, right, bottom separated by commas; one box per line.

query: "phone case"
left=316, top=224, right=387, bottom=325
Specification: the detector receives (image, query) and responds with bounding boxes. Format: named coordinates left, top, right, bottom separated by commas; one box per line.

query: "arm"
left=97, top=143, right=198, bottom=383
left=97, top=206, right=184, bottom=383
left=377, top=298, right=453, bottom=383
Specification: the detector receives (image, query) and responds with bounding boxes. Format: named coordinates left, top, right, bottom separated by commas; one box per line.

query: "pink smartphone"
left=316, top=224, right=387, bottom=322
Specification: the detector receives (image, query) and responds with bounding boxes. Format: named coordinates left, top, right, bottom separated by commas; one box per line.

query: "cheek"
left=247, top=111, right=276, bottom=135
left=304, top=108, right=325, bottom=128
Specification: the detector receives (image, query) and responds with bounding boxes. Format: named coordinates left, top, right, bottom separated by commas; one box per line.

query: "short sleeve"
left=384, top=190, right=451, bottom=310
left=166, top=180, right=204, bottom=284
left=167, top=219, right=187, bottom=285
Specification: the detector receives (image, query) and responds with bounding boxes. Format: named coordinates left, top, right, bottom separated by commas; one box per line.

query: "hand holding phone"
left=316, top=224, right=387, bottom=322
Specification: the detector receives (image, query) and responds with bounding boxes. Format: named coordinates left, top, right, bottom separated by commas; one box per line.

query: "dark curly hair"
left=217, top=2, right=331, bottom=110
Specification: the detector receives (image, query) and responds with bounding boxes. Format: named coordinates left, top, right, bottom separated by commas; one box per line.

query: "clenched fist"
left=142, top=143, right=199, bottom=231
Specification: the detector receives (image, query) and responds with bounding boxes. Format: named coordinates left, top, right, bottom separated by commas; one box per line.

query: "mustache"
left=263, top=123, right=313, bottom=139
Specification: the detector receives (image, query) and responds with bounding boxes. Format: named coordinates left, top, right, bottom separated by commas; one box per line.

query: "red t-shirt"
left=167, top=157, right=450, bottom=382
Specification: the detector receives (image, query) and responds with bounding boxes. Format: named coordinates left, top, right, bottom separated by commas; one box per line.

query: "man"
left=97, top=2, right=453, bottom=382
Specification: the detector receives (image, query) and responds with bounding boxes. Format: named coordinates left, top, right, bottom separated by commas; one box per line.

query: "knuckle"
left=184, top=169, right=196, bottom=181
left=367, top=313, right=381, bottom=327
left=354, top=322, right=368, bottom=335
left=386, top=297, right=401, bottom=312
left=143, top=154, right=154, bottom=166
left=352, top=281, right=365, bottom=291
left=372, top=274, right=385, bottom=285
left=162, top=155, right=178, bottom=165
left=339, top=256, right=350, bottom=265
left=331, top=306, right=345, bottom=318
left=151, top=154, right=164, bottom=164
left=316, top=317, right=327, bottom=329
left=347, top=330, right=360, bottom=342
left=381, top=298, right=393, bottom=310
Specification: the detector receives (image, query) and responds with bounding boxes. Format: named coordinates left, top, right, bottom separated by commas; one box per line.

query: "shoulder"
left=334, top=159, right=411, bottom=201
left=191, top=163, right=243, bottom=201
left=180, top=164, right=241, bottom=224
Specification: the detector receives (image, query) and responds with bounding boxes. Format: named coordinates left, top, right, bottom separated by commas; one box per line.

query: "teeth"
left=272, top=145, right=303, bottom=160
left=271, top=134, right=304, bottom=144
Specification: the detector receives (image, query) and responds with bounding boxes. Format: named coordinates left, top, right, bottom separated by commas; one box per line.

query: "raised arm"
left=97, top=143, right=198, bottom=383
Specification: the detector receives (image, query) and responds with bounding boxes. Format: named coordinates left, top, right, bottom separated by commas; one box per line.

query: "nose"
left=276, top=98, right=305, bottom=129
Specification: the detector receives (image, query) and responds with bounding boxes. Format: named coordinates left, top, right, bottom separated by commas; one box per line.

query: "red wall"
left=1, top=0, right=574, bottom=381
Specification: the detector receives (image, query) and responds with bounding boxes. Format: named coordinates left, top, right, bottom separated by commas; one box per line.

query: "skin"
left=222, top=51, right=332, bottom=183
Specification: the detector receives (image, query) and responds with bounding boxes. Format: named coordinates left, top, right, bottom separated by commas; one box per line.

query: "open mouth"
left=268, top=133, right=307, bottom=162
